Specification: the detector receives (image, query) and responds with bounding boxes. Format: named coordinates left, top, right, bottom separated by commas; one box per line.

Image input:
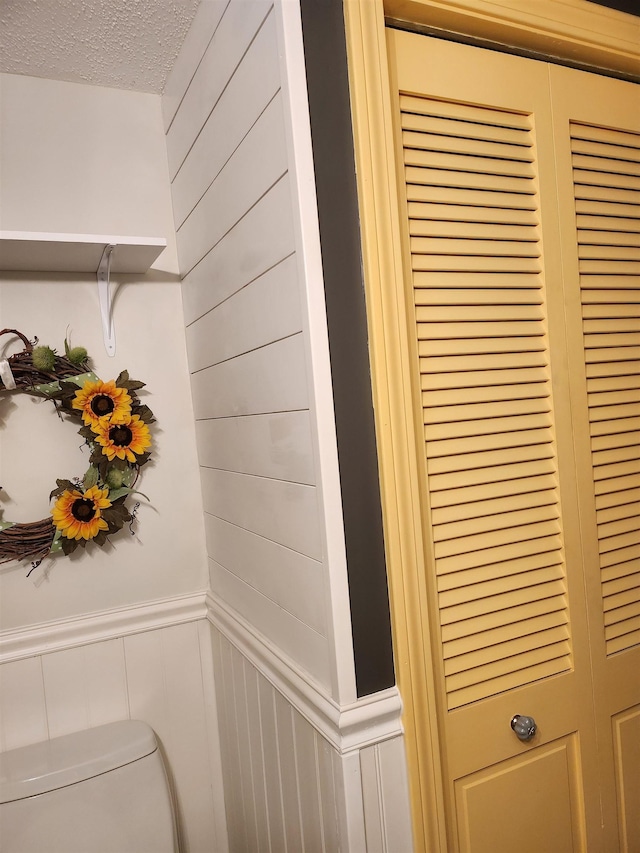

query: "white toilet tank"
left=0, top=720, right=178, bottom=853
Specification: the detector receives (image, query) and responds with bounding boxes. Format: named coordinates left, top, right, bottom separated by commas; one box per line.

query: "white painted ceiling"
left=0, top=0, right=201, bottom=93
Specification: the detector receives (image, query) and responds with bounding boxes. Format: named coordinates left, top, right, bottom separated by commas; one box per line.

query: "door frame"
left=341, top=1, right=640, bottom=850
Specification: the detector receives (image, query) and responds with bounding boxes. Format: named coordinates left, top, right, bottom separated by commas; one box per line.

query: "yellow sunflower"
left=73, top=379, right=132, bottom=427
left=93, top=414, right=152, bottom=463
left=52, top=485, right=111, bottom=541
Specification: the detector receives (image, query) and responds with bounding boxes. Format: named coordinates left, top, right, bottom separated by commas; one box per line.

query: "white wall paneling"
left=0, top=610, right=228, bottom=853
left=40, top=640, right=129, bottom=739
left=171, top=9, right=282, bottom=230
left=161, top=0, right=229, bottom=132
left=165, top=0, right=272, bottom=180
left=180, top=175, right=296, bottom=326
left=185, top=253, right=302, bottom=373
left=190, top=333, right=309, bottom=420
left=0, top=656, right=48, bottom=752
left=205, top=515, right=324, bottom=633
left=176, top=91, right=288, bottom=276
left=201, top=466, right=321, bottom=560
left=194, top=409, right=314, bottom=484
left=210, top=624, right=412, bottom=852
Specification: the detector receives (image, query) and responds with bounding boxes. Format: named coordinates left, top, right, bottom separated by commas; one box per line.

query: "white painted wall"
left=0, top=72, right=228, bottom=852
left=0, top=72, right=208, bottom=628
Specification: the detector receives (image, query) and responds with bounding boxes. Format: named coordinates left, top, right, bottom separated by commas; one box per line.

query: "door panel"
left=386, top=28, right=640, bottom=852
left=612, top=705, right=640, bottom=853
left=549, top=62, right=640, bottom=851
left=455, top=736, right=584, bottom=853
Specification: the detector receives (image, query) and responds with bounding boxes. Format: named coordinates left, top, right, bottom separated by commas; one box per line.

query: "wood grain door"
left=385, top=27, right=640, bottom=852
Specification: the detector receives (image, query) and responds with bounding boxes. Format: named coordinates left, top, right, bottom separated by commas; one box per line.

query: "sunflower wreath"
left=0, top=328, right=154, bottom=568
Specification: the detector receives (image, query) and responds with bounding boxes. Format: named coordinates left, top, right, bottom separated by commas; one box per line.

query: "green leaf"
left=120, top=379, right=146, bottom=391
left=61, top=536, right=78, bottom=556
left=50, top=479, right=76, bottom=499
left=83, top=466, right=99, bottom=489
left=89, top=446, right=104, bottom=467
left=134, top=404, right=155, bottom=424
left=115, top=370, right=130, bottom=387
left=106, top=486, right=132, bottom=502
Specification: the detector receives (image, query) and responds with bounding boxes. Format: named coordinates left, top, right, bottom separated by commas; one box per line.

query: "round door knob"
left=511, top=714, right=537, bottom=741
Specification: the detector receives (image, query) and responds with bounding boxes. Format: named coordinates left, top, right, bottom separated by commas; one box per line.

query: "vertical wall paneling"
left=124, top=623, right=225, bottom=853
left=293, top=709, right=325, bottom=850
left=0, top=657, right=47, bottom=751
left=197, top=619, right=230, bottom=853
left=274, top=689, right=306, bottom=851
left=257, top=673, right=288, bottom=852
left=0, top=616, right=228, bottom=853
left=209, top=626, right=411, bottom=851
left=316, top=735, right=341, bottom=851
left=41, top=640, right=128, bottom=738
left=211, top=626, right=249, bottom=851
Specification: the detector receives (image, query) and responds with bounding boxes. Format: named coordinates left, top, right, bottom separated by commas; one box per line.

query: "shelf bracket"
left=97, top=243, right=117, bottom=357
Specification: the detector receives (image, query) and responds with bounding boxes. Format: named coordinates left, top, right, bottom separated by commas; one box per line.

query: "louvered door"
left=386, top=29, right=624, bottom=853
left=550, top=63, right=640, bottom=853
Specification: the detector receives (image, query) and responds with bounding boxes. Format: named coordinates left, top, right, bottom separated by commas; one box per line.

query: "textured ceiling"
left=0, top=0, right=201, bottom=93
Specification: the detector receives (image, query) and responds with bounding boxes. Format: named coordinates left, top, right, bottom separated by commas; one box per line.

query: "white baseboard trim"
left=0, top=590, right=209, bottom=664
left=206, top=592, right=404, bottom=754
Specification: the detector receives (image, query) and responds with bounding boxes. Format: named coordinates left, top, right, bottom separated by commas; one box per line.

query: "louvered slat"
left=571, top=121, right=640, bottom=657
left=401, top=95, right=571, bottom=710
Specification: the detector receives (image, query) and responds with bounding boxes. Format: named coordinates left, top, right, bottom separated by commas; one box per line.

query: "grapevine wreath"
left=0, top=329, right=154, bottom=570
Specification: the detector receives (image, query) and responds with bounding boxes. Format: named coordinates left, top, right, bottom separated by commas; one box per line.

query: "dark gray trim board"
left=298, top=0, right=396, bottom=697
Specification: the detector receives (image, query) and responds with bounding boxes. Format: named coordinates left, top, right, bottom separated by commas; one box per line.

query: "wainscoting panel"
left=40, top=639, right=129, bottom=738
left=0, top=611, right=228, bottom=853
left=0, top=655, right=48, bottom=752
left=209, top=622, right=413, bottom=852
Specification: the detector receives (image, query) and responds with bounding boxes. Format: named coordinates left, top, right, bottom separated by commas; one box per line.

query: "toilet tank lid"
left=0, top=720, right=158, bottom=804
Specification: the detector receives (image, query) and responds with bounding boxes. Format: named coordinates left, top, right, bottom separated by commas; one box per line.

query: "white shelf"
left=0, top=231, right=166, bottom=274
left=0, top=231, right=168, bottom=357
